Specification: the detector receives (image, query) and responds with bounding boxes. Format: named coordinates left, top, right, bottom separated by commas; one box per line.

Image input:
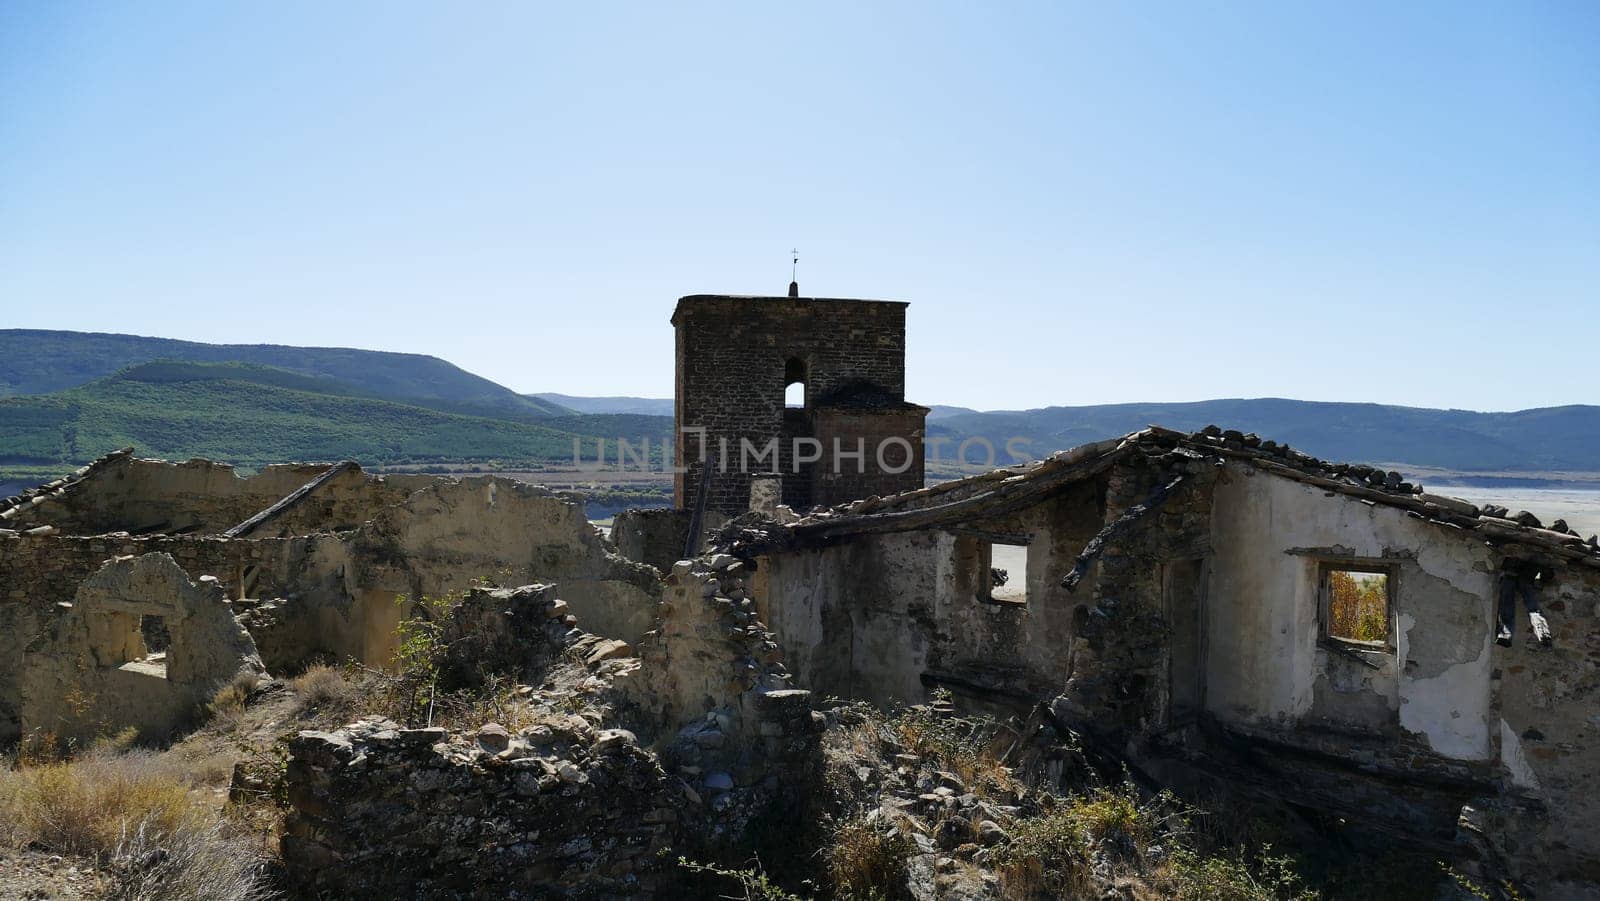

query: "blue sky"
left=2, top=1, right=1595, bottom=411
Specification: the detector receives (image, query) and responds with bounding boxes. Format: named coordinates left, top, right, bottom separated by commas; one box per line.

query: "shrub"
left=207, top=672, right=260, bottom=730
left=823, top=815, right=912, bottom=899
left=1167, top=846, right=1316, bottom=901
left=996, top=785, right=1169, bottom=898
left=389, top=593, right=456, bottom=726
left=289, top=663, right=355, bottom=712
left=885, top=697, right=1015, bottom=797
left=0, top=751, right=274, bottom=900
left=677, top=857, right=804, bottom=901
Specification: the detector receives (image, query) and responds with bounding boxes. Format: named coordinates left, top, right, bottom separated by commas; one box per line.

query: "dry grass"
left=885, top=703, right=1020, bottom=801
left=823, top=815, right=913, bottom=899
left=288, top=663, right=356, bottom=713
left=995, top=785, right=1166, bottom=898
left=0, top=750, right=275, bottom=900
left=208, top=672, right=262, bottom=731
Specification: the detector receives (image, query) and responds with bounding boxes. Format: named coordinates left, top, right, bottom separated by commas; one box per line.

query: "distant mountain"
left=926, top=404, right=979, bottom=421
left=7, top=329, right=1600, bottom=485
left=532, top=393, right=673, bottom=416
left=528, top=394, right=1600, bottom=474
left=0, top=361, right=640, bottom=472
left=0, top=329, right=572, bottom=419
left=929, top=399, right=1600, bottom=474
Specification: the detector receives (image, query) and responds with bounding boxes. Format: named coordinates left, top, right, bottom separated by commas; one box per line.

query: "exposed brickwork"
left=672, top=294, right=926, bottom=516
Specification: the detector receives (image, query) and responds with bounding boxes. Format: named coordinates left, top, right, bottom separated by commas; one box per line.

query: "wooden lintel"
left=943, top=527, right=1031, bottom=545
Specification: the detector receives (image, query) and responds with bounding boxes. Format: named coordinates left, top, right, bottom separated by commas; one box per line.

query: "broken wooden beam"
left=222, top=461, right=357, bottom=539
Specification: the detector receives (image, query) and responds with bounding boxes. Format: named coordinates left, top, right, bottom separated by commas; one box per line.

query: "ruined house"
left=0, top=449, right=658, bottom=744
left=712, top=425, right=1600, bottom=894
left=5, top=289, right=1600, bottom=894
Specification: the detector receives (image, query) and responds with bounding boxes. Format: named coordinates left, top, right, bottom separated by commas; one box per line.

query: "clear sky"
left=2, top=1, right=1595, bottom=411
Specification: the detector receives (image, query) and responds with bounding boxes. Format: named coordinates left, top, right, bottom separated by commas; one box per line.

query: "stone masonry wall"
left=1490, top=562, right=1600, bottom=892
left=283, top=565, right=823, bottom=897
left=672, top=295, right=917, bottom=516
left=809, top=407, right=926, bottom=510
left=284, top=717, right=680, bottom=898
left=1057, top=455, right=1217, bottom=739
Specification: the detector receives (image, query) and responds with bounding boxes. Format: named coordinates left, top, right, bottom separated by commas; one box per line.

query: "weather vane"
left=791, top=248, right=799, bottom=281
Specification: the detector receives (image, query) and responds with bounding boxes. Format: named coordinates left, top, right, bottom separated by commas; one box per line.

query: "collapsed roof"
left=722, top=425, right=1600, bottom=569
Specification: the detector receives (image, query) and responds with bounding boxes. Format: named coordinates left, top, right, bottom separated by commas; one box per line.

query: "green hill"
left=0, top=329, right=571, bottom=419
left=0, top=361, right=617, bottom=474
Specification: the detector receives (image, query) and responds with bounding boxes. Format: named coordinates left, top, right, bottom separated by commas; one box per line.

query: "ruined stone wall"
left=610, top=507, right=692, bottom=573
left=1051, top=459, right=1218, bottom=737
left=1, top=477, right=664, bottom=741
left=283, top=717, right=679, bottom=897
left=231, top=478, right=665, bottom=673
left=282, top=561, right=822, bottom=898
left=753, top=478, right=1109, bottom=708
left=1492, top=563, right=1600, bottom=892
left=17, top=554, right=266, bottom=744
left=672, top=295, right=917, bottom=515
left=0, top=530, right=301, bottom=742
left=355, top=477, right=661, bottom=646
left=2, top=454, right=429, bottom=537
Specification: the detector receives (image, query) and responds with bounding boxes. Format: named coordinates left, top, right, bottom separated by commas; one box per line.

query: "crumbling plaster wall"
left=0, top=531, right=296, bottom=741
left=3, top=454, right=430, bottom=537
left=237, top=477, right=662, bottom=670
left=1206, top=461, right=1496, bottom=761
left=358, top=477, right=660, bottom=645
left=1, top=476, right=664, bottom=740
left=753, top=480, right=1107, bottom=707
left=18, top=553, right=266, bottom=744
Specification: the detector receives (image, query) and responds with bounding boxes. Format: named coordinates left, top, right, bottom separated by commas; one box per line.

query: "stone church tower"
left=671, top=288, right=928, bottom=518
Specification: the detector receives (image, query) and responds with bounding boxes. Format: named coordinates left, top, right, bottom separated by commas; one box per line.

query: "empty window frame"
left=140, top=614, right=171, bottom=654
left=1320, top=564, right=1393, bottom=647
left=952, top=532, right=1031, bottom=606
left=784, top=357, right=807, bottom=409
left=987, top=541, right=1029, bottom=604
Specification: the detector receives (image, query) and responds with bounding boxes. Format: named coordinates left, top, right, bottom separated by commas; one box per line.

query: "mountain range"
left=3, top=330, right=1598, bottom=494
left=0, top=329, right=571, bottom=419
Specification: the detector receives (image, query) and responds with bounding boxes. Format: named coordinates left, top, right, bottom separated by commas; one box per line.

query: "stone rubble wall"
left=0, top=475, right=665, bottom=743
left=282, top=560, right=823, bottom=897
left=1489, top=563, right=1600, bottom=892
left=0, top=531, right=293, bottom=742
left=609, top=506, right=693, bottom=573
left=1057, top=454, right=1217, bottom=738
left=283, top=716, right=680, bottom=898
